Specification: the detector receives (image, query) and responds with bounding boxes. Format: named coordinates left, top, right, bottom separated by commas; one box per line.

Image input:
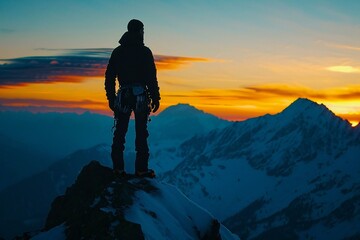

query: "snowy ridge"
left=32, top=161, right=239, bottom=240
left=160, top=98, right=360, bottom=239
left=4, top=98, right=359, bottom=239
left=0, top=103, right=230, bottom=239
left=125, top=179, right=239, bottom=240
left=129, top=103, right=230, bottom=174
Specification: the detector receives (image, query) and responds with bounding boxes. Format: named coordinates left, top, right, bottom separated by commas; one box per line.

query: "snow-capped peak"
left=279, top=98, right=337, bottom=123
left=159, top=103, right=203, bottom=116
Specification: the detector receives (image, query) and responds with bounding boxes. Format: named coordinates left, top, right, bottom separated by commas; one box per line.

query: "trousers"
left=111, top=107, right=150, bottom=172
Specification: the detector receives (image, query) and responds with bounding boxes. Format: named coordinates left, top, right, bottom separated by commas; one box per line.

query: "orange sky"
left=0, top=57, right=359, bottom=126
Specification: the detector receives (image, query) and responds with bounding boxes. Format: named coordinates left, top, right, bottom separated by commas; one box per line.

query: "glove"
left=151, top=99, right=160, bottom=113
left=108, top=100, right=115, bottom=112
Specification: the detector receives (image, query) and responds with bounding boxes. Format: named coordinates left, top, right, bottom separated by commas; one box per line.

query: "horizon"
left=1, top=1, right=360, bottom=126
left=1, top=98, right=358, bottom=127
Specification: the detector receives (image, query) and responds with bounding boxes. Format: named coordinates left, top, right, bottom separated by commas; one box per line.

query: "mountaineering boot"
left=113, top=169, right=127, bottom=178
left=135, top=169, right=156, bottom=178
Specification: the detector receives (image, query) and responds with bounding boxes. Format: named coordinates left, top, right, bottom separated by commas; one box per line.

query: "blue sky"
left=2, top=0, right=359, bottom=58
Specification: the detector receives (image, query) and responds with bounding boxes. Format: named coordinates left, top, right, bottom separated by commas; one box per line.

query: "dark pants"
left=111, top=110, right=149, bottom=172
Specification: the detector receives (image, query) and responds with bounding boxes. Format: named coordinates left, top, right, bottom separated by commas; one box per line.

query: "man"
left=105, top=19, right=160, bottom=178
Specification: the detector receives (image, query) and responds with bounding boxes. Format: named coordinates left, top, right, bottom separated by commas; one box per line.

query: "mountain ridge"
left=0, top=103, right=230, bottom=239
left=2, top=97, right=359, bottom=239
left=159, top=97, right=360, bottom=239
left=0, top=144, right=111, bottom=239
left=33, top=161, right=239, bottom=240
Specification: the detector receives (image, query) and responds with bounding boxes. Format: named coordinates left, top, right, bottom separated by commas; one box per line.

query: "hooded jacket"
left=105, top=31, right=160, bottom=104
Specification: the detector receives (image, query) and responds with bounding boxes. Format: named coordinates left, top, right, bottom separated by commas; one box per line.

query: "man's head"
left=127, top=19, right=144, bottom=34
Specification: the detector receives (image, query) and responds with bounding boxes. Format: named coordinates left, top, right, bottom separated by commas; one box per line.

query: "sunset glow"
left=1, top=1, right=360, bottom=125
left=326, top=66, right=360, bottom=73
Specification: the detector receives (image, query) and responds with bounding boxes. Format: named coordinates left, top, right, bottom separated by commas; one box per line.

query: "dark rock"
left=44, top=161, right=144, bottom=240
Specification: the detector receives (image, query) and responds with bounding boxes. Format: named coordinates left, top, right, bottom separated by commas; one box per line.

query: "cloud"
left=161, top=84, right=360, bottom=122
left=0, top=97, right=110, bottom=115
left=1, top=84, right=360, bottom=122
left=326, top=66, right=360, bottom=73
left=325, top=42, right=360, bottom=52
left=0, top=97, right=104, bottom=108
left=0, top=55, right=108, bottom=87
left=0, top=48, right=210, bottom=87
left=0, top=104, right=109, bottom=116
left=154, top=55, right=209, bottom=70
left=163, top=84, right=360, bottom=103
left=235, top=85, right=360, bottom=101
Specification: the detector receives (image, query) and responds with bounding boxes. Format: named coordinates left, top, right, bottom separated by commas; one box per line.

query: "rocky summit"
left=32, top=161, right=238, bottom=240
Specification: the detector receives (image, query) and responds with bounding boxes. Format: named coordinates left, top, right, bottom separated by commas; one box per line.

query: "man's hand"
left=151, top=99, right=160, bottom=113
left=109, top=100, right=115, bottom=112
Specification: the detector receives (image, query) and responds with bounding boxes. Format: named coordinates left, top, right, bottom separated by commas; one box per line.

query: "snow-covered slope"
left=161, top=98, right=360, bottom=239
left=32, top=161, right=239, bottom=240
left=143, top=103, right=230, bottom=173
left=0, top=104, right=229, bottom=181
left=0, top=104, right=229, bottom=239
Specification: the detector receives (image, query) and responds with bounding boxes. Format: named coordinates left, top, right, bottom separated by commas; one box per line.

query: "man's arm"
left=104, top=50, right=117, bottom=111
left=144, top=48, right=160, bottom=112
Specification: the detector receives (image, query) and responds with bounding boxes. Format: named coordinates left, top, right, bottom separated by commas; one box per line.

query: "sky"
left=0, top=0, right=360, bottom=125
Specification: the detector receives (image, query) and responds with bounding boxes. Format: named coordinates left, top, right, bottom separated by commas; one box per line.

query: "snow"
left=125, top=179, right=239, bottom=240
left=100, top=206, right=116, bottom=214
left=301, top=218, right=360, bottom=240
left=156, top=98, right=360, bottom=239
left=14, top=98, right=360, bottom=239
left=31, top=224, right=66, bottom=240
left=168, top=157, right=277, bottom=220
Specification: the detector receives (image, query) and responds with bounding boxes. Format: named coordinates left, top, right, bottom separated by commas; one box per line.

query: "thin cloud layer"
left=326, top=66, right=360, bottom=73
left=154, top=55, right=209, bottom=70
left=163, top=84, right=360, bottom=104
left=0, top=55, right=108, bottom=87
left=0, top=98, right=104, bottom=107
left=0, top=49, right=210, bottom=87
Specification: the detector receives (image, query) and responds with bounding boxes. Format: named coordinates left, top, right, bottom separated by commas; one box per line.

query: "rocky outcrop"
left=36, top=161, right=238, bottom=240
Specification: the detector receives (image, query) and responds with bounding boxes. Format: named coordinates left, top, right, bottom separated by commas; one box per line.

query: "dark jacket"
left=105, top=31, right=160, bottom=103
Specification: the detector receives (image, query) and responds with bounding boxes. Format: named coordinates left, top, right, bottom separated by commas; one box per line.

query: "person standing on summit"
left=105, top=19, right=160, bottom=178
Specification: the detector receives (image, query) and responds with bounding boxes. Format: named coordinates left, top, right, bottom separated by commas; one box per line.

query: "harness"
left=112, top=84, right=151, bottom=131
left=114, top=84, right=150, bottom=113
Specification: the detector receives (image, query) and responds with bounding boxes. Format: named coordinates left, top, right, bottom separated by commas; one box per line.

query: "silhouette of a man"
left=105, top=19, right=160, bottom=177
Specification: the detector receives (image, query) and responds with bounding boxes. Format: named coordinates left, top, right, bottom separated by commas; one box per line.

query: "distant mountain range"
left=0, top=134, right=50, bottom=191
left=0, top=103, right=229, bottom=239
left=1, top=98, right=359, bottom=239
left=0, top=104, right=229, bottom=190
left=0, top=145, right=110, bottom=239
left=0, top=111, right=114, bottom=160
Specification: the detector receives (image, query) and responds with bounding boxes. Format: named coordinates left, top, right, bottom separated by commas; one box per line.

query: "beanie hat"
left=127, top=19, right=144, bottom=32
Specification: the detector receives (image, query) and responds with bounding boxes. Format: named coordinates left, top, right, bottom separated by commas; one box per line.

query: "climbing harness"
left=112, top=84, right=152, bottom=132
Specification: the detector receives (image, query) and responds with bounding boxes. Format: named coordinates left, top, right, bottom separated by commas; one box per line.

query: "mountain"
left=147, top=104, right=230, bottom=173
left=151, top=103, right=229, bottom=141
left=29, top=161, right=239, bottom=240
left=6, top=98, right=357, bottom=239
left=0, top=145, right=111, bottom=240
left=0, top=104, right=230, bottom=239
left=0, top=104, right=229, bottom=180
left=0, top=111, right=114, bottom=160
left=0, top=133, right=51, bottom=191
left=161, top=98, right=360, bottom=239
